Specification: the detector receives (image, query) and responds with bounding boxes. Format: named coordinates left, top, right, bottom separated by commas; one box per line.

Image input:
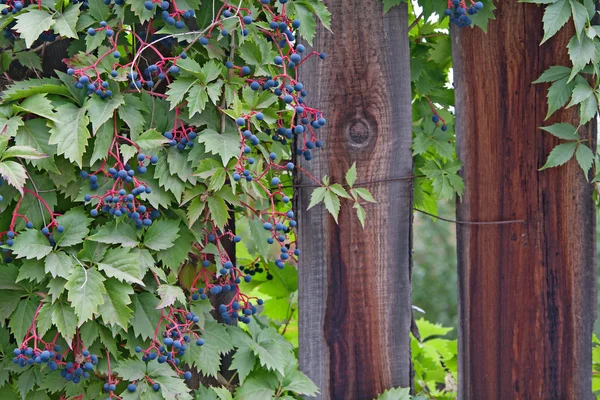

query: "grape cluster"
left=445, top=0, right=484, bottom=27
left=81, top=154, right=161, bottom=227
left=0, top=0, right=25, bottom=15
left=163, top=128, right=196, bottom=151
left=13, top=346, right=98, bottom=384
left=124, top=308, right=206, bottom=389
left=144, top=0, right=195, bottom=30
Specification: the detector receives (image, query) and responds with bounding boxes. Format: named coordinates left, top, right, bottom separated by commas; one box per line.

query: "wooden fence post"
left=295, top=1, right=413, bottom=399
left=452, top=2, right=597, bottom=399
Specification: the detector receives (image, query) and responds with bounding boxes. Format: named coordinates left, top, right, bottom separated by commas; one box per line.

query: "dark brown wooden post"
left=452, top=2, right=597, bottom=399
left=295, top=1, right=413, bottom=399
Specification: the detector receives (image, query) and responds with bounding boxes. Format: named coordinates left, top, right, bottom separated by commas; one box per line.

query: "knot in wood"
left=346, top=119, right=370, bottom=146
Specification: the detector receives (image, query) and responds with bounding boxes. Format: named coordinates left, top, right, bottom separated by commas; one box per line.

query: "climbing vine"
left=0, top=0, right=379, bottom=397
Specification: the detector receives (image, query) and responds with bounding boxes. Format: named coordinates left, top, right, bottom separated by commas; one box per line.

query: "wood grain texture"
left=452, top=2, right=597, bottom=399
left=295, top=1, right=413, bottom=399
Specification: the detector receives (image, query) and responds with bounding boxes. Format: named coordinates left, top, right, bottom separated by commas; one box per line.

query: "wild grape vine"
left=0, top=0, right=361, bottom=397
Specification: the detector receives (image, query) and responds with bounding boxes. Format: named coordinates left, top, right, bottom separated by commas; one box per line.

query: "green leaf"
left=113, top=359, right=147, bottom=381
left=9, top=297, right=37, bottom=344
left=10, top=229, right=53, bottom=260
left=575, top=143, right=594, bottom=175
left=187, top=85, right=209, bottom=118
left=64, top=267, right=106, bottom=325
left=90, top=122, right=113, bottom=165
left=118, top=99, right=146, bottom=138
left=207, top=195, right=230, bottom=230
left=0, top=290, right=23, bottom=321
left=545, top=76, right=576, bottom=119
left=166, top=78, right=197, bottom=109
left=131, top=291, right=161, bottom=340
left=17, top=366, right=42, bottom=399
left=36, top=303, right=54, bottom=338
left=420, top=160, right=464, bottom=200
left=14, top=10, right=55, bottom=48
left=212, top=386, right=234, bottom=400
left=354, top=202, right=366, bottom=228
left=329, top=183, right=350, bottom=199
left=468, top=0, right=496, bottom=32
left=567, top=35, right=596, bottom=79
left=0, top=160, right=28, bottom=194
left=152, top=375, right=193, bottom=400
left=136, top=129, right=169, bottom=151
left=156, top=284, right=186, bottom=308
left=2, top=145, right=47, bottom=161
left=323, top=190, right=341, bottom=223
left=86, top=94, right=125, bottom=134
left=88, top=221, right=140, bottom=247
left=0, top=264, right=23, bottom=290
left=345, top=163, right=357, bottom=187
left=156, top=224, right=195, bottom=270
left=0, top=115, right=24, bottom=138
left=16, top=259, right=46, bottom=283
left=197, top=129, right=240, bottom=166
left=54, top=207, right=92, bottom=247
left=127, top=0, right=154, bottom=21
left=570, top=0, right=588, bottom=39
left=353, top=187, right=377, bottom=203
left=375, top=387, right=410, bottom=400
left=534, top=65, right=571, bottom=83
left=45, top=251, right=75, bottom=279
left=1, top=78, right=70, bottom=102
left=540, top=142, right=578, bottom=170
left=579, top=91, right=598, bottom=124
left=98, top=247, right=144, bottom=286
left=51, top=302, right=77, bottom=343
left=567, top=82, right=593, bottom=107
left=98, top=278, right=134, bottom=329
left=282, top=370, right=319, bottom=397
left=49, top=103, right=90, bottom=167
left=52, top=4, right=80, bottom=39
left=230, top=346, right=256, bottom=385
left=307, top=187, right=327, bottom=209
left=235, top=377, right=276, bottom=400
left=382, top=0, right=403, bottom=12
left=541, top=0, right=571, bottom=44
left=13, top=93, right=57, bottom=122
left=540, top=123, right=579, bottom=140
left=15, top=119, right=59, bottom=173
left=143, top=219, right=180, bottom=251
left=15, top=52, right=43, bottom=71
